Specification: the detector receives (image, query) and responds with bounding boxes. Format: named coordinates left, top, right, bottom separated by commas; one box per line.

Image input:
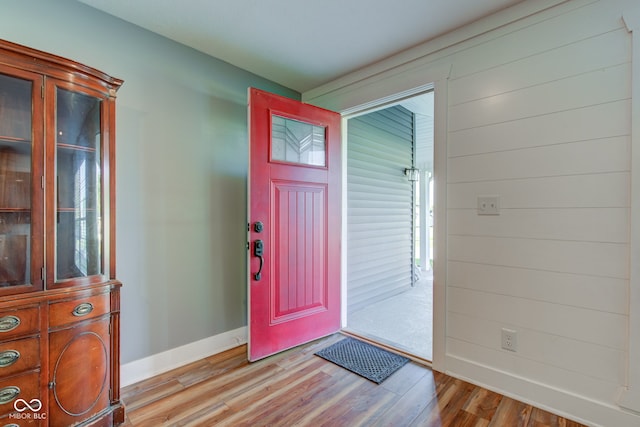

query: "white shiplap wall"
left=304, top=0, right=640, bottom=425
left=445, top=0, right=630, bottom=408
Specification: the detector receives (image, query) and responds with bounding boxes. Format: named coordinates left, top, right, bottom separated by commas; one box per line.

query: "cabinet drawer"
left=0, top=417, right=37, bottom=427
left=0, top=338, right=39, bottom=378
left=0, top=416, right=38, bottom=427
left=0, top=308, right=39, bottom=341
left=0, top=371, right=39, bottom=417
left=49, top=293, right=110, bottom=327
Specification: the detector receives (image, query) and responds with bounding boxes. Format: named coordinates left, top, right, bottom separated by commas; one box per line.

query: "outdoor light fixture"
left=404, top=167, right=420, bottom=182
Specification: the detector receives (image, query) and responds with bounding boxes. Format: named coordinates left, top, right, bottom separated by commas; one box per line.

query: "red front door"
left=248, top=88, right=341, bottom=361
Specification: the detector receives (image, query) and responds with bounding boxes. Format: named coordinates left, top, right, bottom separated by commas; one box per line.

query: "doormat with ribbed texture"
left=315, top=337, right=410, bottom=384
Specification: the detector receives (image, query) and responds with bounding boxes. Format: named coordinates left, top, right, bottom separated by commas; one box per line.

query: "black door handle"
left=254, top=240, right=264, bottom=281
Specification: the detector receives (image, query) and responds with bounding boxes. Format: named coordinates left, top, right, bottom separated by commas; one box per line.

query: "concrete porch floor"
left=346, top=270, right=433, bottom=361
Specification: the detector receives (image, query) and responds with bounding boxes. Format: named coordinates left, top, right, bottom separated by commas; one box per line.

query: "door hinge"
left=41, top=84, right=44, bottom=99
left=41, top=176, right=45, bottom=189
left=41, top=267, right=45, bottom=281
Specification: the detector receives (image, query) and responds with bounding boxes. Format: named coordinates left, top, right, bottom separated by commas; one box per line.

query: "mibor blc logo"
left=10, top=398, right=47, bottom=420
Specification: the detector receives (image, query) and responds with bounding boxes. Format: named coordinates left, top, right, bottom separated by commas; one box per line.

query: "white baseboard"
left=446, top=355, right=640, bottom=427
left=618, top=387, right=640, bottom=414
left=120, top=326, right=247, bottom=387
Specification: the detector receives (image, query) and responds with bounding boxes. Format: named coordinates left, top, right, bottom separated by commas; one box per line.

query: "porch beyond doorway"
left=345, top=92, right=434, bottom=361
left=347, top=270, right=433, bottom=360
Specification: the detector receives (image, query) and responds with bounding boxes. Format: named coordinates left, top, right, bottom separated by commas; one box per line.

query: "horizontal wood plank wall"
left=347, top=106, right=414, bottom=312
left=446, top=0, right=630, bottom=407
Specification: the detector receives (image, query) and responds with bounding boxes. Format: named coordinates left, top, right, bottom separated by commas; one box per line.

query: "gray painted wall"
left=0, top=0, right=299, bottom=363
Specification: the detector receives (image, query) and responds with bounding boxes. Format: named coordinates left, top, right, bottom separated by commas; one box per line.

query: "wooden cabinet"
left=0, top=39, right=123, bottom=426
left=0, top=304, right=41, bottom=425
left=48, top=298, right=111, bottom=427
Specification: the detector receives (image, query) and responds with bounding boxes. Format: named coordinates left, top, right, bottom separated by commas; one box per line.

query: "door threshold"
left=340, top=329, right=432, bottom=368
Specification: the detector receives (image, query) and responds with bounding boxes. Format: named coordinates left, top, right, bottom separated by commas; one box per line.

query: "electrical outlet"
left=477, top=195, right=500, bottom=215
left=501, top=328, right=517, bottom=352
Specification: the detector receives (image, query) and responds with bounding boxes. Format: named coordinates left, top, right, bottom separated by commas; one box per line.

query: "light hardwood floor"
left=120, top=334, right=586, bottom=426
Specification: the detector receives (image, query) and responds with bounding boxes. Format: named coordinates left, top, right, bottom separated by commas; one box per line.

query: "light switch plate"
left=478, top=195, right=500, bottom=215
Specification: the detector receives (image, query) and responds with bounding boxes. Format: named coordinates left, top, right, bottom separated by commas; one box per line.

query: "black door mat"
left=315, top=337, right=410, bottom=384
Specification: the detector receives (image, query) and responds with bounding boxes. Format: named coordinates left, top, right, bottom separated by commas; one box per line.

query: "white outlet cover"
left=501, top=328, right=517, bottom=352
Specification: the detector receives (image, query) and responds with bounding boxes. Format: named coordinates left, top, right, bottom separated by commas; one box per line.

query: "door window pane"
left=271, top=115, right=326, bottom=166
left=55, top=88, right=102, bottom=280
left=0, top=73, right=32, bottom=286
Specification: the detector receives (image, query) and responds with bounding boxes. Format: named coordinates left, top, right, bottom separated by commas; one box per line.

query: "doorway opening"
left=344, top=91, right=434, bottom=361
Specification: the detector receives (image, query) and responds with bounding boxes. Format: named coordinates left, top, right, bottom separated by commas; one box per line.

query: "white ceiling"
left=77, top=0, right=525, bottom=93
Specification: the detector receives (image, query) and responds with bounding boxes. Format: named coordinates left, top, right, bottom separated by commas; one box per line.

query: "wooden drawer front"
left=0, top=415, right=38, bottom=426
left=0, top=415, right=38, bottom=427
left=0, top=339, right=39, bottom=378
left=49, top=293, right=110, bottom=327
left=0, top=371, right=39, bottom=418
left=0, top=308, right=39, bottom=341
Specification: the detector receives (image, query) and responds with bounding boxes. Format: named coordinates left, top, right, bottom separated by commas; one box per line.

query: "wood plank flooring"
left=120, top=334, right=586, bottom=426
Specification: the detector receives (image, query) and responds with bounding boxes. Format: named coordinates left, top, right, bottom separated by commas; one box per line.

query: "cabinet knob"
left=0, top=386, right=20, bottom=404
left=0, top=350, right=20, bottom=368
left=0, top=316, right=20, bottom=332
left=72, top=302, right=94, bottom=317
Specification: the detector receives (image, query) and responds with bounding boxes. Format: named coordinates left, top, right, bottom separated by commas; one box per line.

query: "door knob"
left=253, top=239, right=264, bottom=281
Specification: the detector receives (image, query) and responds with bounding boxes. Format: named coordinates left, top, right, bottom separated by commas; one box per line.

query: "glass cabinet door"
left=54, top=87, right=104, bottom=282
left=0, top=72, right=34, bottom=289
